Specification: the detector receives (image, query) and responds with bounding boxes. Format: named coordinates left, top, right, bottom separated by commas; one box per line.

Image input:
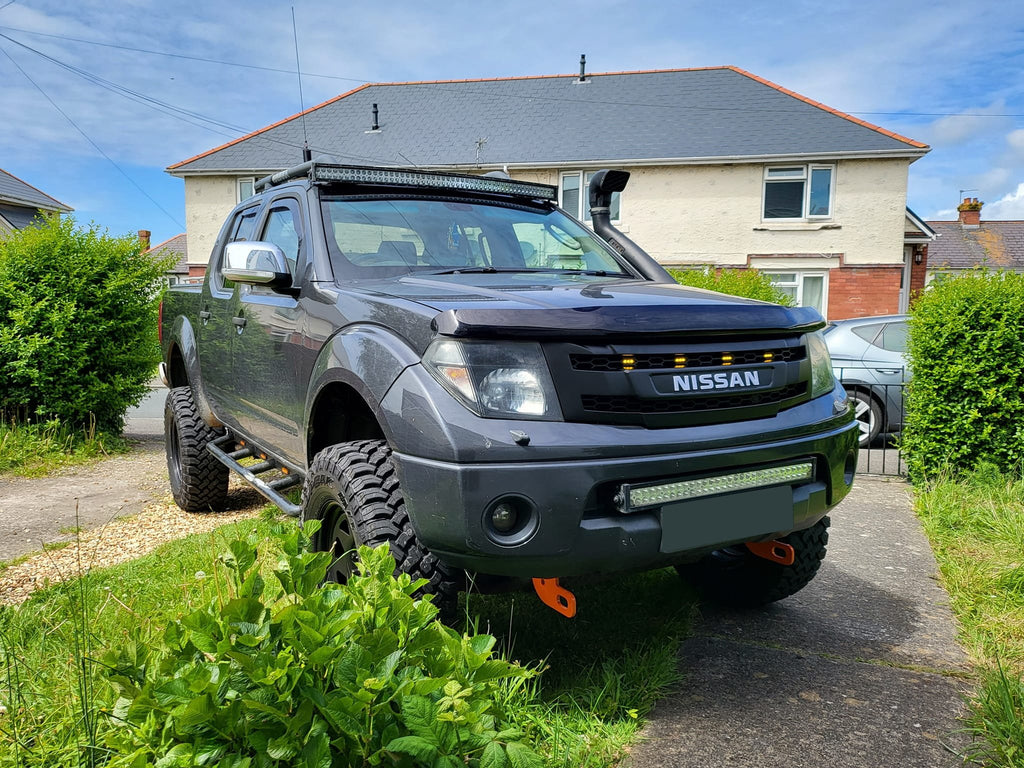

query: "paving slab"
left=625, top=477, right=972, bottom=768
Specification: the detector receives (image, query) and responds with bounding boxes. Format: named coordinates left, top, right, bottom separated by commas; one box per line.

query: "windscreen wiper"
left=424, top=266, right=630, bottom=277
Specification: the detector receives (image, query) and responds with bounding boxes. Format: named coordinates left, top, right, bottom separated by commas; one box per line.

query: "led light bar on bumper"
left=616, top=461, right=815, bottom=513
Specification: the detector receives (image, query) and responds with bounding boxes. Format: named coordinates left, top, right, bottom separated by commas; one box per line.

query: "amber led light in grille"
left=721, top=354, right=733, bottom=366
left=674, top=355, right=687, bottom=368
left=617, top=461, right=815, bottom=512
left=622, top=355, right=636, bottom=371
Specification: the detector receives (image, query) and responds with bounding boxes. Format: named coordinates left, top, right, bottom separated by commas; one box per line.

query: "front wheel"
left=301, top=440, right=461, bottom=613
left=677, top=516, right=830, bottom=607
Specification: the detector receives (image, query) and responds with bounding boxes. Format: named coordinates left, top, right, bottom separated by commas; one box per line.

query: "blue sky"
left=1, top=0, right=1022, bottom=249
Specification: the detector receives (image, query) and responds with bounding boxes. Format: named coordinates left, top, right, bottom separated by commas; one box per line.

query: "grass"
left=0, top=418, right=129, bottom=477
left=915, top=467, right=1024, bottom=766
left=0, top=513, right=695, bottom=767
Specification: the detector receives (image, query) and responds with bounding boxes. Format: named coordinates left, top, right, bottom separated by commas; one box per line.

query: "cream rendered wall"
left=518, top=159, right=910, bottom=267
left=183, top=176, right=239, bottom=265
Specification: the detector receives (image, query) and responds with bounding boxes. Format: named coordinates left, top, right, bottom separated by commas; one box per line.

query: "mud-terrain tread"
left=678, top=516, right=830, bottom=607
left=302, top=440, right=461, bottom=611
left=165, top=387, right=229, bottom=512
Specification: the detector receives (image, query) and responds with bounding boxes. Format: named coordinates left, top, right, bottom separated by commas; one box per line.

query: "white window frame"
left=237, top=176, right=256, bottom=203
left=762, top=270, right=829, bottom=318
left=559, top=170, right=621, bottom=224
left=762, top=164, right=835, bottom=221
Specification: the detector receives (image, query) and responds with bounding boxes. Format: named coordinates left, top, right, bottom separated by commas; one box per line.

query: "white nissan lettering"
left=672, top=370, right=761, bottom=392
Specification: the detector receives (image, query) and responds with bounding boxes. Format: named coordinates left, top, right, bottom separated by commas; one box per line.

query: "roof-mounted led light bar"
left=615, top=461, right=815, bottom=513
left=255, top=162, right=557, bottom=201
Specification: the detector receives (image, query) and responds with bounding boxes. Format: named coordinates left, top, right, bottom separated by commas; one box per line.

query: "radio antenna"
left=291, top=6, right=311, bottom=162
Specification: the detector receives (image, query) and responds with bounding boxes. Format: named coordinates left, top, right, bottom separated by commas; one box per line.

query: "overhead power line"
left=0, top=42, right=185, bottom=229
left=1, top=23, right=1022, bottom=119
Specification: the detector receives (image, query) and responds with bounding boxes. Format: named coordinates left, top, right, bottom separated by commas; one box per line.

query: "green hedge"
left=0, top=216, right=173, bottom=432
left=668, top=267, right=793, bottom=305
left=902, top=270, right=1024, bottom=480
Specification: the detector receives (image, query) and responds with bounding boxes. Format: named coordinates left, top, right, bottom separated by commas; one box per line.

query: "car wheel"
left=676, top=516, right=830, bottom=607
left=165, top=386, right=229, bottom=512
left=850, top=390, right=883, bottom=447
left=301, top=439, right=461, bottom=614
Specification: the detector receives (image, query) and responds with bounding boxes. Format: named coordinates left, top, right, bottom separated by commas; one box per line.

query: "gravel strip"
left=0, top=483, right=267, bottom=606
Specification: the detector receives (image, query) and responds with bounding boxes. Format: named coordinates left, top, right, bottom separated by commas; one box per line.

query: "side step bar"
left=208, top=434, right=302, bottom=517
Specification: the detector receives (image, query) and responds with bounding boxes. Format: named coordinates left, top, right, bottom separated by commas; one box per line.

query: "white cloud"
left=984, top=183, right=1024, bottom=220
left=927, top=103, right=1010, bottom=146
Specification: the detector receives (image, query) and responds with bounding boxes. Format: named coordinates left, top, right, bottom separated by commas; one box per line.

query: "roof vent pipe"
left=372, top=103, right=379, bottom=131
left=579, top=54, right=586, bottom=82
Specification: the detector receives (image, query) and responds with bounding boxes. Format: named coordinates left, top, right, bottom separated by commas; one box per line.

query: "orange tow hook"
left=532, top=578, right=577, bottom=618
left=745, top=540, right=795, bottom=566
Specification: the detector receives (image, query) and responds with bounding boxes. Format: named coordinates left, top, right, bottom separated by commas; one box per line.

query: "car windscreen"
left=320, top=197, right=633, bottom=280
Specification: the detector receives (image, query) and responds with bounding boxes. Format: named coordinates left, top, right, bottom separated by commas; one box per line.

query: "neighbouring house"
left=924, top=199, right=1024, bottom=282
left=167, top=65, right=931, bottom=320
left=140, top=230, right=206, bottom=285
left=0, top=168, right=72, bottom=234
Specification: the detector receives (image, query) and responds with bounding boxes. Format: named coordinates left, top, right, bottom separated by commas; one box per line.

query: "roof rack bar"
left=255, top=161, right=314, bottom=193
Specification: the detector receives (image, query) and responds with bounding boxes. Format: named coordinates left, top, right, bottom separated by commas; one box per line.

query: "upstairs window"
left=763, top=165, right=833, bottom=219
left=560, top=171, right=621, bottom=223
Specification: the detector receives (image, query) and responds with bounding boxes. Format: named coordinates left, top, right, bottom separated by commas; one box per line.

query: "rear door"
left=231, top=195, right=308, bottom=461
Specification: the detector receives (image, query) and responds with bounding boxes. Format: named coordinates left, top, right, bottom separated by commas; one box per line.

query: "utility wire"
left=0, top=42, right=185, bottom=229
left=0, top=32, right=402, bottom=166
left=0, top=23, right=1022, bottom=119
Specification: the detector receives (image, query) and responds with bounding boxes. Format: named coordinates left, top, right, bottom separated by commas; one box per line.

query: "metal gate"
left=836, top=367, right=908, bottom=477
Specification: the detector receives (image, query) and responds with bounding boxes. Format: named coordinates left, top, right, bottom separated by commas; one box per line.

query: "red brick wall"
left=827, top=266, right=903, bottom=319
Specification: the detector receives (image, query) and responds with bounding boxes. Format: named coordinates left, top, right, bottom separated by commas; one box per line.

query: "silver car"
left=823, top=315, right=909, bottom=446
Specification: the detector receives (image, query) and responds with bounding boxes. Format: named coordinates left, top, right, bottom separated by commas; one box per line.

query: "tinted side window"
left=218, top=205, right=261, bottom=291
left=877, top=322, right=908, bottom=353
left=852, top=323, right=884, bottom=346
left=259, top=203, right=302, bottom=274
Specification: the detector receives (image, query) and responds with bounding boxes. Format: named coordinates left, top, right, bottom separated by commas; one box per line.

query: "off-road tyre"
left=301, top=439, right=462, bottom=615
left=677, top=516, right=830, bottom=607
left=165, top=386, right=229, bottom=512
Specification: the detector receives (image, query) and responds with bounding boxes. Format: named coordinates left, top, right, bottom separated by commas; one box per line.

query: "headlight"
left=806, top=331, right=835, bottom=398
left=422, top=340, right=563, bottom=420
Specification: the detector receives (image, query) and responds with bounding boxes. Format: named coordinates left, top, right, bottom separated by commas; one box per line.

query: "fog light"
left=490, top=503, right=518, bottom=532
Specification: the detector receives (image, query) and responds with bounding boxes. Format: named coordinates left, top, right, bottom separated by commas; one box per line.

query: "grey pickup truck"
left=159, top=163, right=858, bottom=617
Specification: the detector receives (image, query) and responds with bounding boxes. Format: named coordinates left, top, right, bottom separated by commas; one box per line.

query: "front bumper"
left=393, top=418, right=858, bottom=578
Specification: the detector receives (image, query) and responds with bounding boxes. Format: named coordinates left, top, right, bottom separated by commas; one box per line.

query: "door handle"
left=874, top=368, right=901, bottom=376
left=198, top=310, right=211, bottom=322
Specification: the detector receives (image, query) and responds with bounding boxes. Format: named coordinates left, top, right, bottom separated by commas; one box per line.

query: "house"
left=140, top=230, right=206, bottom=285
left=0, top=168, right=72, bottom=234
left=167, top=65, right=931, bottom=320
left=925, top=199, right=1024, bottom=281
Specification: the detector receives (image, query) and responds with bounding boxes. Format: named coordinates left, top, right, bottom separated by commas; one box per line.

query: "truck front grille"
left=571, top=346, right=804, bottom=371
left=581, top=383, right=808, bottom=414
left=545, top=337, right=813, bottom=428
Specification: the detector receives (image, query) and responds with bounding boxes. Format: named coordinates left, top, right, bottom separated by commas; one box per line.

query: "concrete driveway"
left=625, top=476, right=971, bottom=768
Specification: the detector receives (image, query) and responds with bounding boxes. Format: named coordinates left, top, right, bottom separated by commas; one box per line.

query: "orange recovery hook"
left=745, top=540, right=795, bottom=565
left=532, top=577, right=577, bottom=618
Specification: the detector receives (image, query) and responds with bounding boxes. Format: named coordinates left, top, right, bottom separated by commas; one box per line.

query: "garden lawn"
left=0, top=512, right=694, bottom=767
left=915, top=468, right=1024, bottom=767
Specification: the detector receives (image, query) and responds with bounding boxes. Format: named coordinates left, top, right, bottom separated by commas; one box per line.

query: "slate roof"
left=0, top=168, right=72, bottom=212
left=169, top=66, right=928, bottom=175
left=147, top=233, right=189, bottom=273
left=926, top=220, right=1024, bottom=270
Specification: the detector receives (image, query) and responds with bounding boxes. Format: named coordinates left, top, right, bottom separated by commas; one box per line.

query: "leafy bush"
left=901, top=270, right=1024, bottom=480
left=102, top=522, right=540, bottom=768
left=0, top=216, right=173, bottom=432
left=668, top=267, right=794, bottom=305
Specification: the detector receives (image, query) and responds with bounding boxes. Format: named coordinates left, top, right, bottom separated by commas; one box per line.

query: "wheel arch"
left=306, top=381, right=386, bottom=464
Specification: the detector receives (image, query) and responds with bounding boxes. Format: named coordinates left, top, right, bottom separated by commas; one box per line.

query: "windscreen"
left=320, top=197, right=632, bottom=279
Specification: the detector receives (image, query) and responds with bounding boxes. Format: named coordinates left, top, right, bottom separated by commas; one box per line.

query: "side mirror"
left=222, top=241, right=292, bottom=288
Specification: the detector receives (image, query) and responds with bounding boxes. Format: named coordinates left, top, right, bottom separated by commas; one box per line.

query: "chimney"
left=957, top=197, right=982, bottom=228
left=138, top=229, right=151, bottom=251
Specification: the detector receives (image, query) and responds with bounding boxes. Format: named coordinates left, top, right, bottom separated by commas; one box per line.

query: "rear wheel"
left=164, top=387, right=229, bottom=512
left=301, top=440, right=461, bottom=613
left=677, top=516, right=830, bottom=607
